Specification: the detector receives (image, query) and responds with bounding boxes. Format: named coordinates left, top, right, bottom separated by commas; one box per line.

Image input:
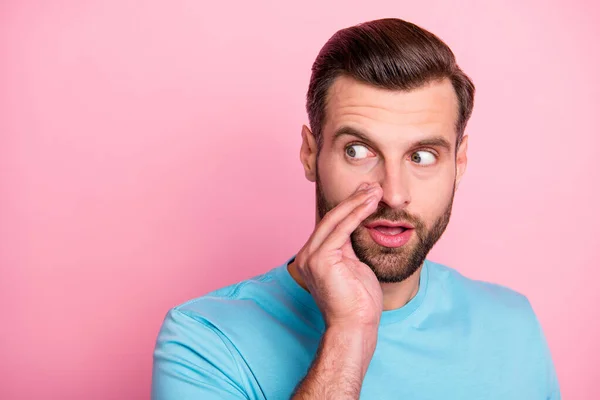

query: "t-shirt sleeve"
left=151, top=308, right=250, bottom=400
left=527, top=300, right=561, bottom=400
left=539, top=324, right=561, bottom=400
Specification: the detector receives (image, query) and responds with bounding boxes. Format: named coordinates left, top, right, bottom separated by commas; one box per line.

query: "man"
left=152, top=18, right=560, bottom=399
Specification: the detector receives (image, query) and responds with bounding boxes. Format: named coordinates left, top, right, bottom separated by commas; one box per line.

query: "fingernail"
left=357, top=182, right=369, bottom=191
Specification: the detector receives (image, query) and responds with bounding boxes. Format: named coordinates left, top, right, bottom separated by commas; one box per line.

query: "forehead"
left=323, top=75, right=459, bottom=144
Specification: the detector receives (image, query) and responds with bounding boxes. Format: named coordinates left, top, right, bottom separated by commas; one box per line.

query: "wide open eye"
left=411, top=150, right=437, bottom=166
left=345, top=144, right=370, bottom=160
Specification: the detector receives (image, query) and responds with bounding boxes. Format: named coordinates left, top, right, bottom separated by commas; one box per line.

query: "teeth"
left=374, top=226, right=406, bottom=235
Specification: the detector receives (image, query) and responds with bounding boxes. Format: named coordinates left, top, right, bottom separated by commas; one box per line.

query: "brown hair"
left=306, top=18, right=475, bottom=154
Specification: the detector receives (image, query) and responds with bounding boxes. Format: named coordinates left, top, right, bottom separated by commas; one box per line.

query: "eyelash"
left=344, top=142, right=439, bottom=166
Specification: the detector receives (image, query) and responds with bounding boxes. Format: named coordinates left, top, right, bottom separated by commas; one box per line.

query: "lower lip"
left=367, top=227, right=413, bottom=248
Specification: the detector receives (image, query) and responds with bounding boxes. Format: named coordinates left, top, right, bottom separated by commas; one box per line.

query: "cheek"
left=410, top=173, right=455, bottom=220
left=318, top=154, right=375, bottom=203
left=319, top=173, right=357, bottom=206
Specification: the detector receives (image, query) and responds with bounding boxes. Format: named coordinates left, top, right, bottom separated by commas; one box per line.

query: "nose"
left=376, top=162, right=411, bottom=210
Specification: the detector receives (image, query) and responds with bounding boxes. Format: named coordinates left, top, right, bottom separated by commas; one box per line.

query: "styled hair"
left=306, top=18, right=475, bottom=154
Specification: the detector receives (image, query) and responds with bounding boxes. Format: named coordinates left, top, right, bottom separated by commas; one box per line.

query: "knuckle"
left=320, top=212, right=334, bottom=226
left=296, top=252, right=307, bottom=269
left=349, top=204, right=365, bottom=219
left=306, top=253, right=319, bottom=268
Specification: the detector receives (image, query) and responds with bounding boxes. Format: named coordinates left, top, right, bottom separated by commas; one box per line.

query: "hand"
left=294, top=182, right=384, bottom=331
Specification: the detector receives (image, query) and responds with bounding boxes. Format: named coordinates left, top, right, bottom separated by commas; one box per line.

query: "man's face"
left=309, top=76, right=467, bottom=283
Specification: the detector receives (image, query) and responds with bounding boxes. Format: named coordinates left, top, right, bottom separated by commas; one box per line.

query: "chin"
left=350, top=229, right=422, bottom=283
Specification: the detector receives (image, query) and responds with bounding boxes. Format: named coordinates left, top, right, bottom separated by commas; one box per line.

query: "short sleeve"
left=538, top=322, right=561, bottom=400
left=151, top=308, right=250, bottom=400
left=526, top=300, right=561, bottom=400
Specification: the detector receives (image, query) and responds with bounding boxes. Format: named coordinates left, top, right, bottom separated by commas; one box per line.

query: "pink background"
left=1, top=0, right=598, bottom=399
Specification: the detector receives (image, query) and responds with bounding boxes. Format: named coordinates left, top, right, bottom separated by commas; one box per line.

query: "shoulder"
left=155, top=269, right=275, bottom=346
left=152, top=269, right=281, bottom=397
left=172, top=268, right=280, bottom=326
left=425, top=260, right=549, bottom=363
left=425, top=260, right=560, bottom=397
left=426, top=259, right=536, bottom=324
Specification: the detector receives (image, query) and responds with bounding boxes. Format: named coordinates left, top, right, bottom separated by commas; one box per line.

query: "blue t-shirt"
left=152, top=256, right=560, bottom=399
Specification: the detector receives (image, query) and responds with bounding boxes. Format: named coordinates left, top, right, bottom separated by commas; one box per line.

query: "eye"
left=411, top=150, right=437, bottom=166
left=345, top=144, right=371, bottom=160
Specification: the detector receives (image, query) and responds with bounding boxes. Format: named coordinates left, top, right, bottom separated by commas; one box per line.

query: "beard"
left=316, top=170, right=454, bottom=284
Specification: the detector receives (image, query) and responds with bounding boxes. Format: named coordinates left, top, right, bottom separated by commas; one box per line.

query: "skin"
left=289, top=75, right=468, bottom=399
left=290, top=75, right=468, bottom=311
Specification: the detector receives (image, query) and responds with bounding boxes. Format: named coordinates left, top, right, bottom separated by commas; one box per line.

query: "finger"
left=306, top=183, right=373, bottom=251
left=308, top=183, right=380, bottom=253
left=340, top=238, right=358, bottom=261
left=318, top=190, right=381, bottom=253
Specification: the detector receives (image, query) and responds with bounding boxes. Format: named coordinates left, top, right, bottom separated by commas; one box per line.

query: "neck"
left=287, top=257, right=422, bottom=311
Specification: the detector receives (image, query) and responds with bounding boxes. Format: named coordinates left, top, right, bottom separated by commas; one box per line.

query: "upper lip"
left=365, top=220, right=414, bottom=229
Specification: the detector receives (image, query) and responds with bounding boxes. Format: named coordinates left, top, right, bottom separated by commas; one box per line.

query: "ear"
left=455, top=134, right=468, bottom=192
left=300, top=125, right=318, bottom=182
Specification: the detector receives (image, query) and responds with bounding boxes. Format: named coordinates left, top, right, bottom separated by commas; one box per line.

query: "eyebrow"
left=332, top=125, right=453, bottom=153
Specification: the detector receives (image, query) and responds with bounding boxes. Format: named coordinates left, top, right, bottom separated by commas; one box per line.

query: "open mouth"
left=364, top=222, right=414, bottom=248
left=373, top=226, right=408, bottom=235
